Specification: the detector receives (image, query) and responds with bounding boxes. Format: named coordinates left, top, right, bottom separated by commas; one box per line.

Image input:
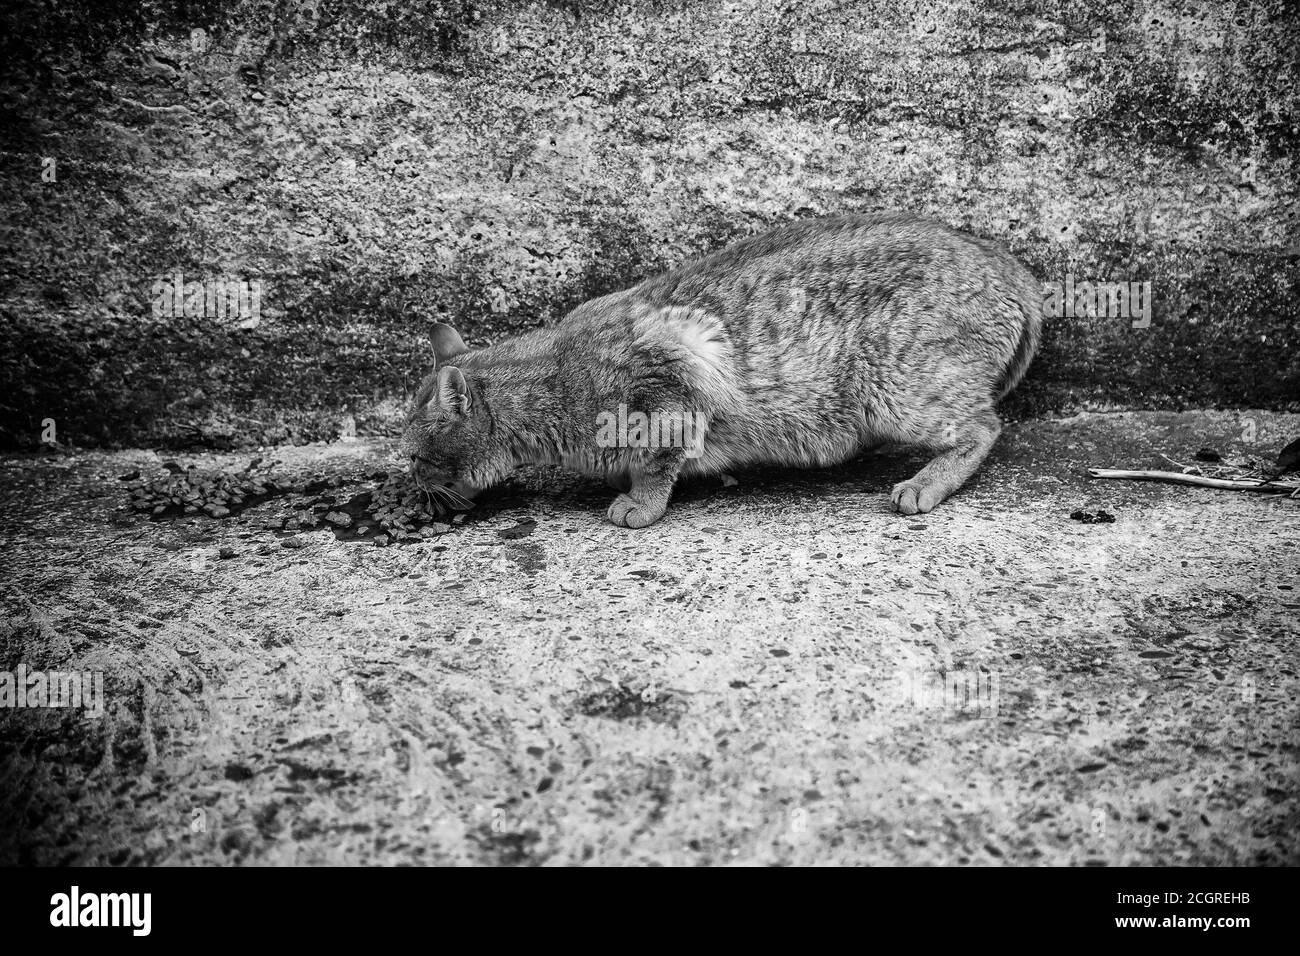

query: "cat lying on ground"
left=401, top=212, right=1040, bottom=528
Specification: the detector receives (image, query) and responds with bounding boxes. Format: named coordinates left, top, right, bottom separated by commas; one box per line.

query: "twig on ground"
left=1088, top=467, right=1299, bottom=495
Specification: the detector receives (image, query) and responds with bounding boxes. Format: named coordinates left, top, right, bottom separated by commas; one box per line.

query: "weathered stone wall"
left=1, top=0, right=1296, bottom=447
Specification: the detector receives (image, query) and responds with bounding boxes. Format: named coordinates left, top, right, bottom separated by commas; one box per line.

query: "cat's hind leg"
left=890, top=408, right=1001, bottom=515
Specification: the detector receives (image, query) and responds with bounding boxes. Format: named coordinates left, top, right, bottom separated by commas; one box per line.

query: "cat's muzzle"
left=409, top=457, right=477, bottom=510
left=408, top=454, right=450, bottom=488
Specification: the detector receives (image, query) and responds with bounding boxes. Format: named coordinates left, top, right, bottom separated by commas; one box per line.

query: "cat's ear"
left=432, top=322, right=468, bottom=366
left=436, top=366, right=471, bottom=415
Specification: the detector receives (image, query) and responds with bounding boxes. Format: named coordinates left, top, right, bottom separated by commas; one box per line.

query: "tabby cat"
left=401, top=213, right=1040, bottom=528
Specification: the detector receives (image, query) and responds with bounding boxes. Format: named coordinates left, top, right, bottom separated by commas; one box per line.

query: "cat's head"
left=399, top=323, right=497, bottom=503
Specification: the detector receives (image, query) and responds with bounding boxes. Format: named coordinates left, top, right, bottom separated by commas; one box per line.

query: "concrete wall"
left=1, top=0, right=1296, bottom=447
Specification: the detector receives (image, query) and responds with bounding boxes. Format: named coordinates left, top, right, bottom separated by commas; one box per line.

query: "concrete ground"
left=1, top=410, right=1296, bottom=866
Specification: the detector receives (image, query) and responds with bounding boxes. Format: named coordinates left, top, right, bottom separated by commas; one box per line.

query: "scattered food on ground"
left=126, top=459, right=323, bottom=518
left=497, top=519, right=538, bottom=540
left=123, top=459, right=471, bottom=546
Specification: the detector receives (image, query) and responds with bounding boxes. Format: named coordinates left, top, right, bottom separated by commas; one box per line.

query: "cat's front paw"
left=606, top=493, right=667, bottom=529
left=890, top=481, right=940, bottom=515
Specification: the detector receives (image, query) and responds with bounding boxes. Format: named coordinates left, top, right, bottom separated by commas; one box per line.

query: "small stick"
left=1088, top=467, right=1296, bottom=493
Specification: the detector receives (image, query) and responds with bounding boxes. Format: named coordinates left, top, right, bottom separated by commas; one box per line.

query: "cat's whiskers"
left=437, top=485, right=476, bottom=510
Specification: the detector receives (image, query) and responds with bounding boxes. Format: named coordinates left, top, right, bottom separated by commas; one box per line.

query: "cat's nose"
left=408, top=455, right=446, bottom=489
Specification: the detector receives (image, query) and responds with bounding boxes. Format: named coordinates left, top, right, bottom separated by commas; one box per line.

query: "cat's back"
left=634, top=212, right=1021, bottom=300
left=555, top=213, right=1039, bottom=421
left=560, top=213, right=1036, bottom=343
